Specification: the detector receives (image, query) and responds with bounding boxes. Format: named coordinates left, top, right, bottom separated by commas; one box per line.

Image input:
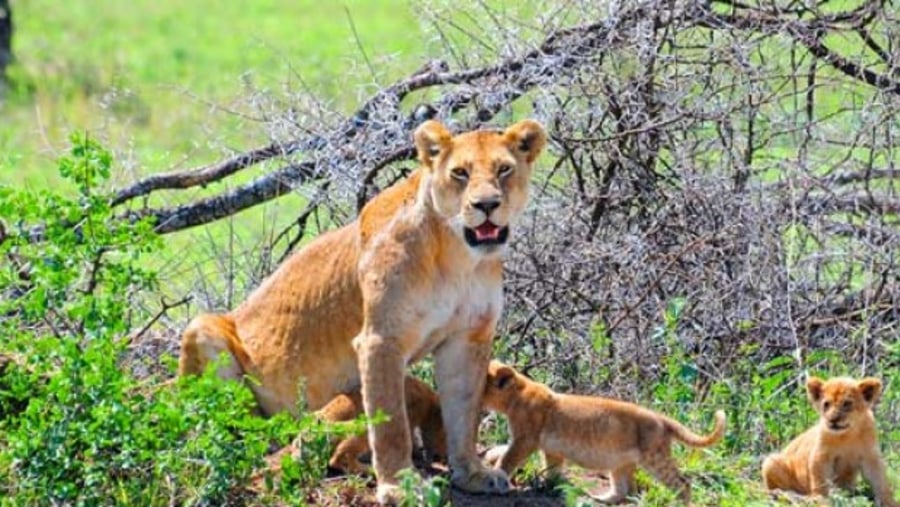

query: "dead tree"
left=0, top=0, right=11, bottom=81
left=5, top=0, right=900, bottom=392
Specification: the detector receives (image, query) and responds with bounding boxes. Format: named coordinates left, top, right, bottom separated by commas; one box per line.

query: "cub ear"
left=503, top=119, right=547, bottom=164
left=858, top=377, right=883, bottom=405
left=494, top=366, right=517, bottom=390
left=806, top=376, right=825, bottom=404
left=414, top=120, right=452, bottom=168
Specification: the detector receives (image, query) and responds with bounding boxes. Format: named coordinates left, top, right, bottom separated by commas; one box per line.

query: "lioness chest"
left=406, top=270, right=502, bottom=362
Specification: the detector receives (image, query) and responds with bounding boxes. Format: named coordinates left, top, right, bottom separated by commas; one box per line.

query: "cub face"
left=807, top=376, right=882, bottom=433
left=414, top=120, right=547, bottom=254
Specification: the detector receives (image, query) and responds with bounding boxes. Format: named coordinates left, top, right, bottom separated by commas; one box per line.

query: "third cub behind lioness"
left=761, top=376, right=898, bottom=507
left=483, top=361, right=726, bottom=504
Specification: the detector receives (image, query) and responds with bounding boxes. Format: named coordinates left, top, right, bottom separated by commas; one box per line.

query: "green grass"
left=1, top=0, right=433, bottom=299
left=1, top=0, right=426, bottom=187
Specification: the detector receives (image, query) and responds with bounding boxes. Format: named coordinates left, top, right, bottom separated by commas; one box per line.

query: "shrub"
left=0, top=135, right=320, bottom=506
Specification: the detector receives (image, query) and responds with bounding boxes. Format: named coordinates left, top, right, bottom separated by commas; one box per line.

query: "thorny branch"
left=12, top=0, right=900, bottom=392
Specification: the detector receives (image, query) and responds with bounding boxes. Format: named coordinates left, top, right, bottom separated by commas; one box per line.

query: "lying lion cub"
left=252, top=376, right=445, bottom=489
left=762, top=376, right=898, bottom=507
left=483, top=361, right=726, bottom=504
left=318, top=375, right=446, bottom=474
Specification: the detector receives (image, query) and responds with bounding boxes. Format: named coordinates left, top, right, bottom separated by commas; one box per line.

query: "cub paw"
left=481, top=444, right=509, bottom=468
left=452, top=465, right=510, bottom=494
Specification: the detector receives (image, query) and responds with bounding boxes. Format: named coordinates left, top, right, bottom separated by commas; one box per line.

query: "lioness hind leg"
left=641, top=449, right=691, bottom=504
left=178, top=313, right=249, bottom=381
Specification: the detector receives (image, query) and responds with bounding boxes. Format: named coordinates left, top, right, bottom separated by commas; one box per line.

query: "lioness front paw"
left=452, top=465, right=510, bottom=494
left=375, top=483, right=402, bottom=505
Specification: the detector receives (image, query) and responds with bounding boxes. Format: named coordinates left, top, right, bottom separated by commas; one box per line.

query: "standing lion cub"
left=761, top=376, right=898, bottom=507
left=482, top=361, right=726, bottom=504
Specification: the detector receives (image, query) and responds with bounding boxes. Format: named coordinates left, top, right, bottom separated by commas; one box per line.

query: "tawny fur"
left=178, top=119, right=547, bottom=502
left=483, top=361, right=726, bottom=504
left=761, top=376, right=898, bottom=507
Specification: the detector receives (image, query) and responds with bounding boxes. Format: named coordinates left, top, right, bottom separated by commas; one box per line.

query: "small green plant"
left=650, top=297, right=699, bottom=407
left=396, top=468, right=449, bottom=507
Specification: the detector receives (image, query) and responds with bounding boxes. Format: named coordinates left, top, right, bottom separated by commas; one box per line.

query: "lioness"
left=179, top=119, right=546, bottom=502
left=483, top=361, right=726, bottom=504
left=762, top=376, right=898, bottom=507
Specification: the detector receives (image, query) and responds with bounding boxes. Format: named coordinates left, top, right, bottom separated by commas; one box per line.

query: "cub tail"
left=664, top=409, right=726, bottom=448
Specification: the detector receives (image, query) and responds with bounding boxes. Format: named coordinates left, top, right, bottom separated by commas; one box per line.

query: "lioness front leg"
left=434, top=334, right=510, bottom=494
left=355, top=332, right=412, bottom=503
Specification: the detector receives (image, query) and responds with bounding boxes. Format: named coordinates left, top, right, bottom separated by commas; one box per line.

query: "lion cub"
left=255, top=375, right=446, bottom=487
left=483, top=361, right=726, bottom=504
left=318, top=375, right=447, bottom=474
left=762, top=376, right=898, bottom=507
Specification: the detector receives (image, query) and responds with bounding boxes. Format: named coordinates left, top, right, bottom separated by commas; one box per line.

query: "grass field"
left=1, top=0, right=425, bottom=187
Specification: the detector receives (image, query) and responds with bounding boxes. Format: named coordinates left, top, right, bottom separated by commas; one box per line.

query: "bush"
left=0, top=136, right=320, bottom=506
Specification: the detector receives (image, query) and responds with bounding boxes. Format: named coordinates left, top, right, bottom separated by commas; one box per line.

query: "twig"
left=129, top=295, right=193, bottom=343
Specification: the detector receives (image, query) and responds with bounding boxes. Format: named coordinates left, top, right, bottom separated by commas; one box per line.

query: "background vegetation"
left=1, top=0, right=898, bottom=505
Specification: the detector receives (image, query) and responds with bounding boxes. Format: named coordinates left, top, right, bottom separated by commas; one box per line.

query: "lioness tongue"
left=474, top=223, right=500, bottom=241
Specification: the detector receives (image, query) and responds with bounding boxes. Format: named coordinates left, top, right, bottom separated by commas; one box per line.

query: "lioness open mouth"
left=464, top=221, right=509, bottom=247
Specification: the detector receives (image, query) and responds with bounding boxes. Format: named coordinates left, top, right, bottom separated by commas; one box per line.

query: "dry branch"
left=7, top=0, right=900, bottom=391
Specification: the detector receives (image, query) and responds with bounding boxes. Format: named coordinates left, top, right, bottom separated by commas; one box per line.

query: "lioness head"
left=483, top=360, right=522, bottom=412
left=414, top=119, right=547, bottom=253
left=807, top=376, right=882, bottom=433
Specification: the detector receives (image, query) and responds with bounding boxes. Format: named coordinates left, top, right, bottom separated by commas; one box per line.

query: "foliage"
left=0, top=138, right=318, bottom=506
left=396, top=469, right=449, bottom=507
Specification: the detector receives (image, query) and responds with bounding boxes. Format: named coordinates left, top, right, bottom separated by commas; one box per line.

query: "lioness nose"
left=472, top=198, right=501, bottom=214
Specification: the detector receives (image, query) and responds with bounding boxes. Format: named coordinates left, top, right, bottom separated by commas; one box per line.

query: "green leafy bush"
left=0, top=135, right=320, bottom=506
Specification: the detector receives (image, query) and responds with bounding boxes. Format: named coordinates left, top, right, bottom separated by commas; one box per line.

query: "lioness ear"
left=503, top=119, right=547, bottom=164
left=858, top=377, right=883, bottom=404
left=494, top=366, right=517, bottom=390
left=414, top=120, right=452, bottom=168
left=806, top=376, right=824, bottom=404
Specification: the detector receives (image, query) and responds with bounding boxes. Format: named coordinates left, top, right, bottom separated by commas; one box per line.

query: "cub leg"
left=541, top=451, right=565, bottom=480
left=808, top=453, right=833, bottom=499
left=761, top=454, right=806, bottom=494
left=641, top=448, right=691, bottom=504
left=494, top=436, right=539, bottom=478
left=434, top=333, right=510, bottom=494
left=860, top=451, right=900, bottom=507
left=593, top=464, right=637, bottom=504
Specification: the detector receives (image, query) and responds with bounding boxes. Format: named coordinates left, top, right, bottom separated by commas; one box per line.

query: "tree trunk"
left=0, top=0, right=11, bottom=80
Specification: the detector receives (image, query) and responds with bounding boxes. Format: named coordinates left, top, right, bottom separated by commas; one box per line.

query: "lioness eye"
left=498, top=164, right=514, bottom=178
left=823, top=401, right=831, bottom=410
left=843, top=400, right=852, bottom=409
left=450, top=167, right=469, bottom=182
